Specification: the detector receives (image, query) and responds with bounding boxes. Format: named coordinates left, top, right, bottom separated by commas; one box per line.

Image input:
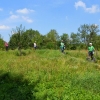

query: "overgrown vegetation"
left=0, top=49, right=100, bottom=100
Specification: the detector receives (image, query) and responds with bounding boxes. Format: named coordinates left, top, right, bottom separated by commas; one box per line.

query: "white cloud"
left=75, top=1, right=100, bottom=13
left=3, top=9, right=34, bottom=24
left=85, top=5, right=100, bottom=13
left=7, top=14, right=33, bottom=23
left=22, top=16, right=33, bottom=23
left=75, top=1, right=86, bottom=9
left=0, top=25, right=10, bottom=30
left=16, top=8, right=35, bottom=14
left=10, top=15, right=19, bottom=19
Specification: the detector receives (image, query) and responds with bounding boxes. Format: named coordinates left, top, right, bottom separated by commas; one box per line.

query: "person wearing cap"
left=33, top=41, right=37, bottom=50
left=88, top=43, right=95, bottom=60
left=60, top=40, right=65, bottom=53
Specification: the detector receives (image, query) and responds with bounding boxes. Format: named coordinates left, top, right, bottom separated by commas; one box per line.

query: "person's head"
left=61, top=40, right=63, bottom=42
left=89, top=43, right=92, bottom=46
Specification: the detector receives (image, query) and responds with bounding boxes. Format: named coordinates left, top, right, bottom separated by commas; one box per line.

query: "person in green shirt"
left=88, top=43, right=95, bottom=60
left=60, top=40, right=65, bottom=53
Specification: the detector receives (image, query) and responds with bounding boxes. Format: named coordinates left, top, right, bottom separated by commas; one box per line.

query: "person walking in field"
left=60, top=40, right=65, bottom=53
left=88, top=43, right=95, bottom=60
left=4, top=41, right=9, bottom=51
left=33, top=41, right=37, bottom=50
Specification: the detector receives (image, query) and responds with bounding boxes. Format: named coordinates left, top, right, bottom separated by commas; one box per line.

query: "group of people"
left=4, top=40, right=95, bottom=61
left=60, top=40, right=95, bottom=61
left=4, top=41, right=37, bottom=51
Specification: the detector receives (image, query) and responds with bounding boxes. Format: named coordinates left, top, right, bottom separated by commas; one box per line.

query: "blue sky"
left=0, top=0, right=100, bottom=42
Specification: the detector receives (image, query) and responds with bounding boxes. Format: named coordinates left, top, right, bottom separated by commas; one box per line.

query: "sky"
left=0, top=0, right=100, bottom=42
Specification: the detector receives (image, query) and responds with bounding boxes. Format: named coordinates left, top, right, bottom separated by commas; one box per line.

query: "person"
left=88, top=43, right=95, bottom=60
left=33, top=41, right=37, bottom=50
left=60, top=40, right=65, bottom=53
left=4, top=41, right=9, bottom=51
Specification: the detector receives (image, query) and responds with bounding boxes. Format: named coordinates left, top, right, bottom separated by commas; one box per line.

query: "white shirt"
left=34, top=43, right=36, bottom=47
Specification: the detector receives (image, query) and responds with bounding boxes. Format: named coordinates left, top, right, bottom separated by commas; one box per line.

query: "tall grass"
left=0, top=49, right=100, bottom=100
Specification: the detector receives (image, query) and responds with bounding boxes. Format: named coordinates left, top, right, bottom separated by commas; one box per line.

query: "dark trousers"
left=61, top=47, right=64, bottom=53
left=88, top=51, right=93, bottom=60
left=5, top=46, right=8, bottom=51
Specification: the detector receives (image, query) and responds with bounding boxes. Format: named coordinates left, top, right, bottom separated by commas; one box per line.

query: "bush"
left=15, top=49, right=31, bottom=56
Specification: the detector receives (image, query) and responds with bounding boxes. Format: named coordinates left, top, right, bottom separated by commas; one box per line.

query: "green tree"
left=78, top=24, right=89, bottom=45
left=95, top=35, right=100, bottom=50
left=24, top=29, right=42, bottom=49
left=9, top=33, right=19, bottom=49
left=70, top=32, right=80, bottom=50
left=46, top=29, right=59, bottom=42
left=9, top=24, right=25, bottom=55
left=0, top=34, right=4, bottom=50
left=88, top=24, right=99, bottom=45
left=45, top=29, right=59, bottom=49
left=78, top=24, right=100, bottom=49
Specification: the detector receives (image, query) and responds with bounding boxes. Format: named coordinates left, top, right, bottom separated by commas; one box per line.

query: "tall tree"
left=78, top=24, right=100, bottom=49
left=24, top=29, right=42, bottom=48
left=46, top=29, right=59, bottom=42
left=9, top=33, right=19, bottom=49
left=70, top=32, right=80, bottom=50
left=88, top=24, right=99, bottom=44
left=9, top=24, right=25, bottom=55
left=78, top=24, right=89, bottom=44
left=45, top=29, right=59, bottom=49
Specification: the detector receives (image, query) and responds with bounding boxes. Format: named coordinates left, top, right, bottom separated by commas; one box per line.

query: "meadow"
left=0, top=49, right=100, bottom=100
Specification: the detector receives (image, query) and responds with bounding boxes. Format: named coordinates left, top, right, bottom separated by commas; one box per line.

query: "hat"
left=89, top=43, right=92, bottom=45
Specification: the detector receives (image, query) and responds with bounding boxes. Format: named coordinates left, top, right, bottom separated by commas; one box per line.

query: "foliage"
left=0, top=71, right=35, bottom=100
left=0, top=35, right=5, bottom=50
left=15, top=49, right=31, bottom=56
left=46, top=29, right=59, bottom=42
left=0, top=50, right=100, bottom=99
left=78, top=24, right=100, bottom=49
left=23, top=29, right=42, bottom=49
left=2, top=24, right=99, bottom=50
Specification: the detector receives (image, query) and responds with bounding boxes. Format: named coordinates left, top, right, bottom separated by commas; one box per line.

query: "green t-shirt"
left=88, top=46, right=95, bottom=51
left=60, top=42, right=64, bottom=48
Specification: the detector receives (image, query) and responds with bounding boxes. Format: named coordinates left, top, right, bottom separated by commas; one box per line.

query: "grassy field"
left=0, top=49, right=100, bottom=100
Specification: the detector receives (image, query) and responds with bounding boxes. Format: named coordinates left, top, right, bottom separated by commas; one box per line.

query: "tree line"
left=0, top=24, right=100, bottom=50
